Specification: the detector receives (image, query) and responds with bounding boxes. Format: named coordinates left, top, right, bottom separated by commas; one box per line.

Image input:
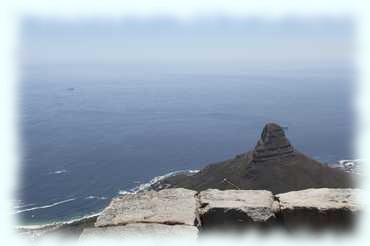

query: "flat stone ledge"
left=79, top=223, right=198, bottom=240
left=95, top=188, right=198, bottom=227
left=198, top=189, right=276, bottom=229
left=276, top=188, right=363, bottom=229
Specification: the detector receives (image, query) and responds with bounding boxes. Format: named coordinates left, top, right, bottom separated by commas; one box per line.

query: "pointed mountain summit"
left=252, top=123, right=295, bottom=163
left=152, top=123, right=353, bottom=194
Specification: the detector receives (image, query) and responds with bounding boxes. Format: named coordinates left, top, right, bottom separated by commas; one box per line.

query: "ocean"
left=17, top=65, right=354, bottom=225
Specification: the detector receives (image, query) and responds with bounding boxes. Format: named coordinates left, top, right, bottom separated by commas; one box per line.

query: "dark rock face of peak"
left=252, top=123, right=295, bottom=163
left=260, top=123, right=287, bottom=143
left=151, top=122, right=354, bottom=194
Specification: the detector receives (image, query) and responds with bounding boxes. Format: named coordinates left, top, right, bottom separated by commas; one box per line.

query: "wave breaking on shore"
left=15, top=169, right=199, bottom=232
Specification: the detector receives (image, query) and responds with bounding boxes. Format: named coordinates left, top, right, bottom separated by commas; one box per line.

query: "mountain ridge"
left=151, top=123, right=353, bottom=194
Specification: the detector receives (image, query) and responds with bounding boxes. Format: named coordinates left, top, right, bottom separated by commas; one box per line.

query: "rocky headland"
left=151, top=123, right=353, bottom=193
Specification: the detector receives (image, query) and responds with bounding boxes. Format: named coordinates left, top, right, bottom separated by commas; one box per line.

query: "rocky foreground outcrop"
left=198, top=189, right=276, bottom=230
left=79, top=188, right=363, bottom=240
left=81, top=188, right=199, bottom=240
left=276, top=188, right=362, bottom=230
left=95, top=188, right=198, bottom=227
left=80, top=223, right=198, bottom=240
left=151, top=123, right=353, bottom=193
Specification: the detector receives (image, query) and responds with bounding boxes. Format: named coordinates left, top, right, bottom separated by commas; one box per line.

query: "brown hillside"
left=152, top=123, right=353, bottom=194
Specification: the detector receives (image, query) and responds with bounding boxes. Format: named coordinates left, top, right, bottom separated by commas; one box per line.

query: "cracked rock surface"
left=77, top=187, right=362, bottom=240
left=198, top=189, right=276, bottom=229
left=80, top=223, right=198, bottom=240
left=276, top=188, right=363, bottom=229
left=95, top=188, right=198, bottom=227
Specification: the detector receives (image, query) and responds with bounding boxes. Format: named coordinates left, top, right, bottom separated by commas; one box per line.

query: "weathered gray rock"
left=198, top=189, right=276, bottom=230
left=21, top=188, right=362, bottom=241
left=79, top=223, right=198, bottom=240
left=276, top=188, right=363, bottom=230
left=95, top=188, right=198, bottom=227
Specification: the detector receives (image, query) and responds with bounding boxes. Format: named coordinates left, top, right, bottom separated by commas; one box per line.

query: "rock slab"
left=95, top=188, right=198, bottom=227
left=198, top=189, right=276, bottom=229
left=276, top=188, right=363, bottom=229
left=80, top=223, right=198, bottom=240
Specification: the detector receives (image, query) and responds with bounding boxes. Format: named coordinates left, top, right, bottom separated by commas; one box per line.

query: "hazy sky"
left=21, top=18, right=353, bottom=70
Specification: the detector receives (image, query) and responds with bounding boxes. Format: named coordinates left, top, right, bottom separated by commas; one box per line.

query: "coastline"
left=17, top=214, right=99, bottom=240
left=15, top=158, right=360, bottom=231
left=15, top=169, right=200, bottom=239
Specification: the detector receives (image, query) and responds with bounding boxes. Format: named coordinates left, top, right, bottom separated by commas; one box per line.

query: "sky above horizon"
left=20, top=18, right=353, bottom=72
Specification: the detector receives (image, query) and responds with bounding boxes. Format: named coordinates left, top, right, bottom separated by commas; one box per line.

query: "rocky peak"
left=252, top=123, right=295, bottom=163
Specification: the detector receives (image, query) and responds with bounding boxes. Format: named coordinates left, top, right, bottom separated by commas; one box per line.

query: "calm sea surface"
left=18, top=66, right=354, bottom=224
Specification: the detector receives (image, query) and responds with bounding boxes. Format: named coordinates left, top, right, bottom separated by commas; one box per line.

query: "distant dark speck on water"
left=67, top=88, right=75, bottom=91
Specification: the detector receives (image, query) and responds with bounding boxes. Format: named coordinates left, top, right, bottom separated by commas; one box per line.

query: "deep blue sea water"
left=17, top=65, right=354, bottom=225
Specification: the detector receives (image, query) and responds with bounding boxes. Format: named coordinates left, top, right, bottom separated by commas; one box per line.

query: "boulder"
left=276, top=188, right=363, bottom=230
left=79, top=223, right=198, bottom=240
left=95, top=188, right=198, bottom=227
left=198, top=189, right=276, bottom=230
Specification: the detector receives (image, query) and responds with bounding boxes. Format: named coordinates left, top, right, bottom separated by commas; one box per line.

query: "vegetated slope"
left=152, top=123, right=353, bottom=194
